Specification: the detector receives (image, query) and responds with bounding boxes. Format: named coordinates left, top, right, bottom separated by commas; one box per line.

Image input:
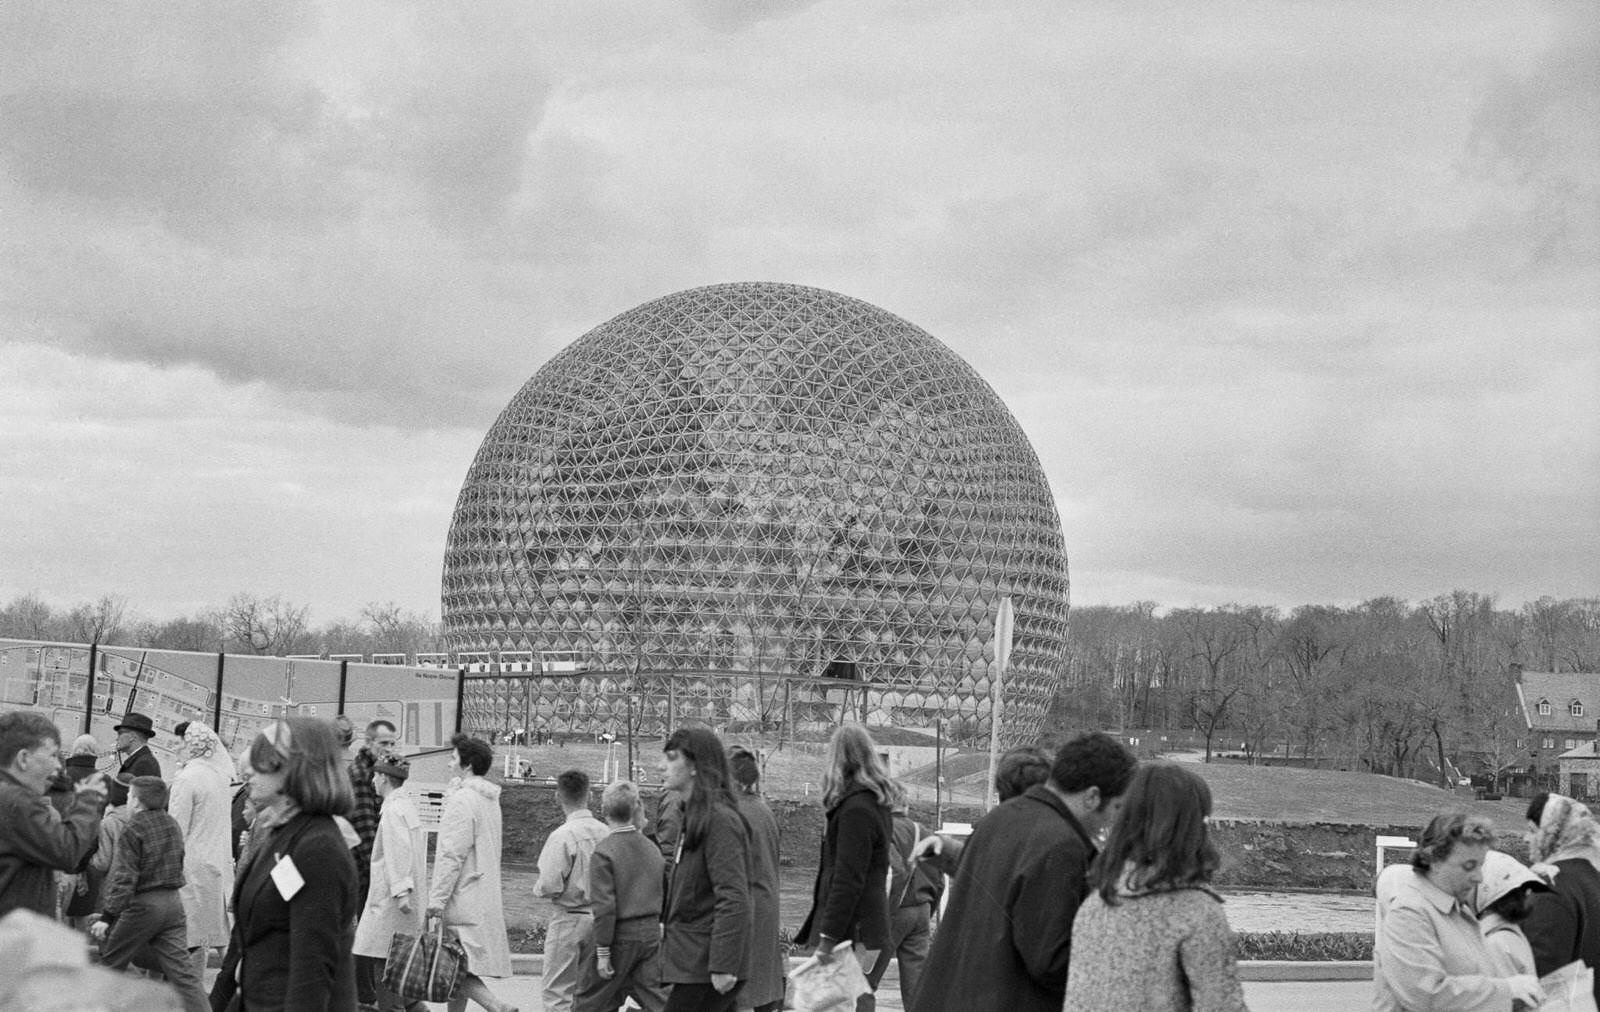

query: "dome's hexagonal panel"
left=443, top=282, right=1069, bottom=745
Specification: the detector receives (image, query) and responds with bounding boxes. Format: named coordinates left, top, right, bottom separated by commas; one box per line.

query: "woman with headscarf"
left=171, top=722, right=235, bottom=980
left=1523, top=792, right=1600, bottom=1006
left=796, top=724, right=895, bottom=998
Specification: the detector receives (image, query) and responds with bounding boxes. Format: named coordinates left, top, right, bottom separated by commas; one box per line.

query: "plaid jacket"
left=348, top=746, right=380, bottom=895
left=101, top=808, right=185, bottom=923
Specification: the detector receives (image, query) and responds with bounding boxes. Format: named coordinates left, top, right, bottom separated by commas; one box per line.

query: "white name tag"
left=271, top=854, right=305, bottom=901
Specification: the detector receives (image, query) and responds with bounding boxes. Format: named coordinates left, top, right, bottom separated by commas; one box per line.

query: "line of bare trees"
left=0, top=592, right=441, bottom=659
left=1046, top=593, right=1600, bottom=787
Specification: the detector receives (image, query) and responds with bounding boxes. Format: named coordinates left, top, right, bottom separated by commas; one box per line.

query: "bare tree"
left=66, top=594, right=128, bottom=645
left=0, top=593, right=63, bottom=641
left=220, top=593, right=311, bottom=655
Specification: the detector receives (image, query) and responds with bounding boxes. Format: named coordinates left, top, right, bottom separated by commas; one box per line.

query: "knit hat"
left=373, top=750, right=411, bottom=782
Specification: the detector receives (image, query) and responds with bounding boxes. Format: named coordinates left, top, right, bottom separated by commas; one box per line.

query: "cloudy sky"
left=2, top=1, right=1596, bottom=627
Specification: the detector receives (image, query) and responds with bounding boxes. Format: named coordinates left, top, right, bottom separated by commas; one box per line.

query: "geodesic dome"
left=442, top=282, right=1069, bottom=744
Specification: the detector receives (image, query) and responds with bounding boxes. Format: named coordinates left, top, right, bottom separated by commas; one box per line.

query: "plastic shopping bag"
left=1537, top=960, right=1599, bottom=1012
left=787, top=942, right=871, bottom=1012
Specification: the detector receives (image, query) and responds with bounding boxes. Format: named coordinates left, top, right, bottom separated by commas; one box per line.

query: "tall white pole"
left=985, top=596, right=1015, bottom=811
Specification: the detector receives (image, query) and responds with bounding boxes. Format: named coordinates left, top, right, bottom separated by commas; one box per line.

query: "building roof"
left=1517, top=670, right=1600, bottom=732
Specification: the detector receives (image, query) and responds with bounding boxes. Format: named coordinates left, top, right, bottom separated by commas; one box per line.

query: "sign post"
left=985, top=596, right=1015, bottom=811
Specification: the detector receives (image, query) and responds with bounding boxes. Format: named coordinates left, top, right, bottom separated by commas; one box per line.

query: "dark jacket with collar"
left=0, top=768, right=104, bottom=919
left=797, top=784, right=893, bottom=949
left=1524, top=856, right=1600, bottom=1004
left=661, top=801, right=753, bottom=984
left=913, top=783, right=1097, bottom=1012
left=210, top=811, right=358, bottom=1012
left=109, top=745, right=161, bottom=807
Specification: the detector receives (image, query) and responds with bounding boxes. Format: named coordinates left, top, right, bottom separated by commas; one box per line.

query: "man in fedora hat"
left=110, top=713, right=161, bottom=806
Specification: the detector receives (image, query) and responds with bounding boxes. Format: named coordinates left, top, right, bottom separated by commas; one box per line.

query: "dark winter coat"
left=797, top=784, right=893, bottom=950
left=736, top=790, right=787, bottom=1007
left=210, top=811, right=359, bottom=1012
left=0, top=769, right=103, bottom=919
left=912, top=784, right=1097, bottom=1012
left=1524, top=856, right=1600, bottom=1005
left=661, top=802, right=752, bottom=984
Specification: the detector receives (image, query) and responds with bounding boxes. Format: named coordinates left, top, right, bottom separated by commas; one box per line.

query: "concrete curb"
left=508, top=954, right=1374, bottom=983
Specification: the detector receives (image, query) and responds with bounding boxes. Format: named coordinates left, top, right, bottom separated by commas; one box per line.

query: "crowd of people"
left=7, top=706, right=1600, bottom=1011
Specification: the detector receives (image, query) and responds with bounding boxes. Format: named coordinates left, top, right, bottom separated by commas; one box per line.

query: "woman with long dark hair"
left=209, top=717, right=359, bottom=1012
left=658, top=726, right=752, bottom=1012
left=796, top=723, right=896, bottom=1000
left=1063, top=761, right=1248, bottom=1012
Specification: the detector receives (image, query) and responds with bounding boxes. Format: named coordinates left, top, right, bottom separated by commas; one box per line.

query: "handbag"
left=383, top=918, right=466, bottom=1003
left=1537, top=960, right=1599, bottom=1012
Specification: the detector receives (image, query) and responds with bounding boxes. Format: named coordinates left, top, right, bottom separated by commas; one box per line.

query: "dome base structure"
left=442, top=282, right=1069, bottom=747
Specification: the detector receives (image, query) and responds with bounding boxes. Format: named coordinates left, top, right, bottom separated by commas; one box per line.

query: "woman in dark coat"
left=796, top=724, right=896, bottom=989
left=209, top=717, right=359, bottom=1012
left=659, top=726, right=752, bottom=1012
left=728, top=746, right=785, bottom=1012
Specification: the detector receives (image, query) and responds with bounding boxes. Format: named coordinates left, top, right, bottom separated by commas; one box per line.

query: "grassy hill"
left=476, top=737, right=1532, bottom=831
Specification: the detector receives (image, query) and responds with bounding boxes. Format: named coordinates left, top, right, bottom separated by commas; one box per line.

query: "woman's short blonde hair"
left=247, top=716, right=353, bottom=817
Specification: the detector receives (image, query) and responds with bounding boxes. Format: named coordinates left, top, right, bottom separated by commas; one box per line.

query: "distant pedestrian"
left=1062, top=761, right=1248, bottom=1012
left=862, top=801, right=942, bottom=1012
left=92, top=775, right=210, bottom=1012
left=575, top=780, right=670, bottom=1012
left=911, top=744, right=1052, bottom=876
left=537, top=768, right=609, bottom=1012
left=426, top=733, right=514, bottom=1012
left=109, top=712, right=161, bottom=807
left=1522, top=792, right=1600, bottom=1006
left=797, top=724, right=896, bottom=1001
left=913, top=731, right=1136, bottom=1012
left=658, top=726, right=752, bottom=1012
left=727, top=746, right=784, bottom=1012
left=0, top=712, right=106, bottom=920
left=352, top=748, right=427, bottom=1012
left=349, top=718, right=397, bottom=1009
left=1373, top=812, right=1542, bottom=1011
left=170, top=722, right=234, bottom=983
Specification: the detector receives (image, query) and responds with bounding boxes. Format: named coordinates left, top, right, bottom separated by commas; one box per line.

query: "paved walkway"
left=402, top=968, right=1374, bottom=1011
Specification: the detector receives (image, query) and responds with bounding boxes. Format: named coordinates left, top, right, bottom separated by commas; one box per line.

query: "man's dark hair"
left=367, top=719, right=396, bottom=735
left=131, top=775, right=169, bottom=812
left=1051, top=731, right=1137, bottom=801
left=728, top=746, right=760, bottom=791
left=450, top=732, right=493, bottom=776
left=0, top=711, right=60, bottom=767
left=557, top=768, right=589, bottom=804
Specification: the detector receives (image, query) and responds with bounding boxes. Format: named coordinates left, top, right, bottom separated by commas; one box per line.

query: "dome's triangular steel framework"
left=442, top=282, right=1069, bottom=746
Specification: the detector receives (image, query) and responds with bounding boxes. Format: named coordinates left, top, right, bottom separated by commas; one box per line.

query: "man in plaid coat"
left=348, top=718, right=397, bottom=1009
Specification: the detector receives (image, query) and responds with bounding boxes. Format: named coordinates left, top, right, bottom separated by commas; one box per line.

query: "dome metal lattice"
left=442, top=282, right=1069, bottom=745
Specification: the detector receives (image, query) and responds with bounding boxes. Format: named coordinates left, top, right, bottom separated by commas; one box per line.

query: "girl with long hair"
left=658, top=726, right=752, bottom=1012
left=796, top=724, right=897, bottom=1000
left=1063, top=761, right=1249, bottom=1012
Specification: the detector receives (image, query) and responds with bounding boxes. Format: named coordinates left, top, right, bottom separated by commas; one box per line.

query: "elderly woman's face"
left=1429, top=842, right=1489, bottom=903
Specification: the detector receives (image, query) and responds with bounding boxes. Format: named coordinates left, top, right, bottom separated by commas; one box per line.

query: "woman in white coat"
left=353, top=749, right=428, bottom=1012
left=426, top=733, right=515, bottom=1012
left=168, top=721, right=234, bottom=979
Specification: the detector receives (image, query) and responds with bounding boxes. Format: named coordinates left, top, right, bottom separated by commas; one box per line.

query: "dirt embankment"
left=499, top=784, right=1525, bottom=892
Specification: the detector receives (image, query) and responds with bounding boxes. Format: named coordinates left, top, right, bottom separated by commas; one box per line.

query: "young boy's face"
left=129, top=792, right=146, bottom=813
